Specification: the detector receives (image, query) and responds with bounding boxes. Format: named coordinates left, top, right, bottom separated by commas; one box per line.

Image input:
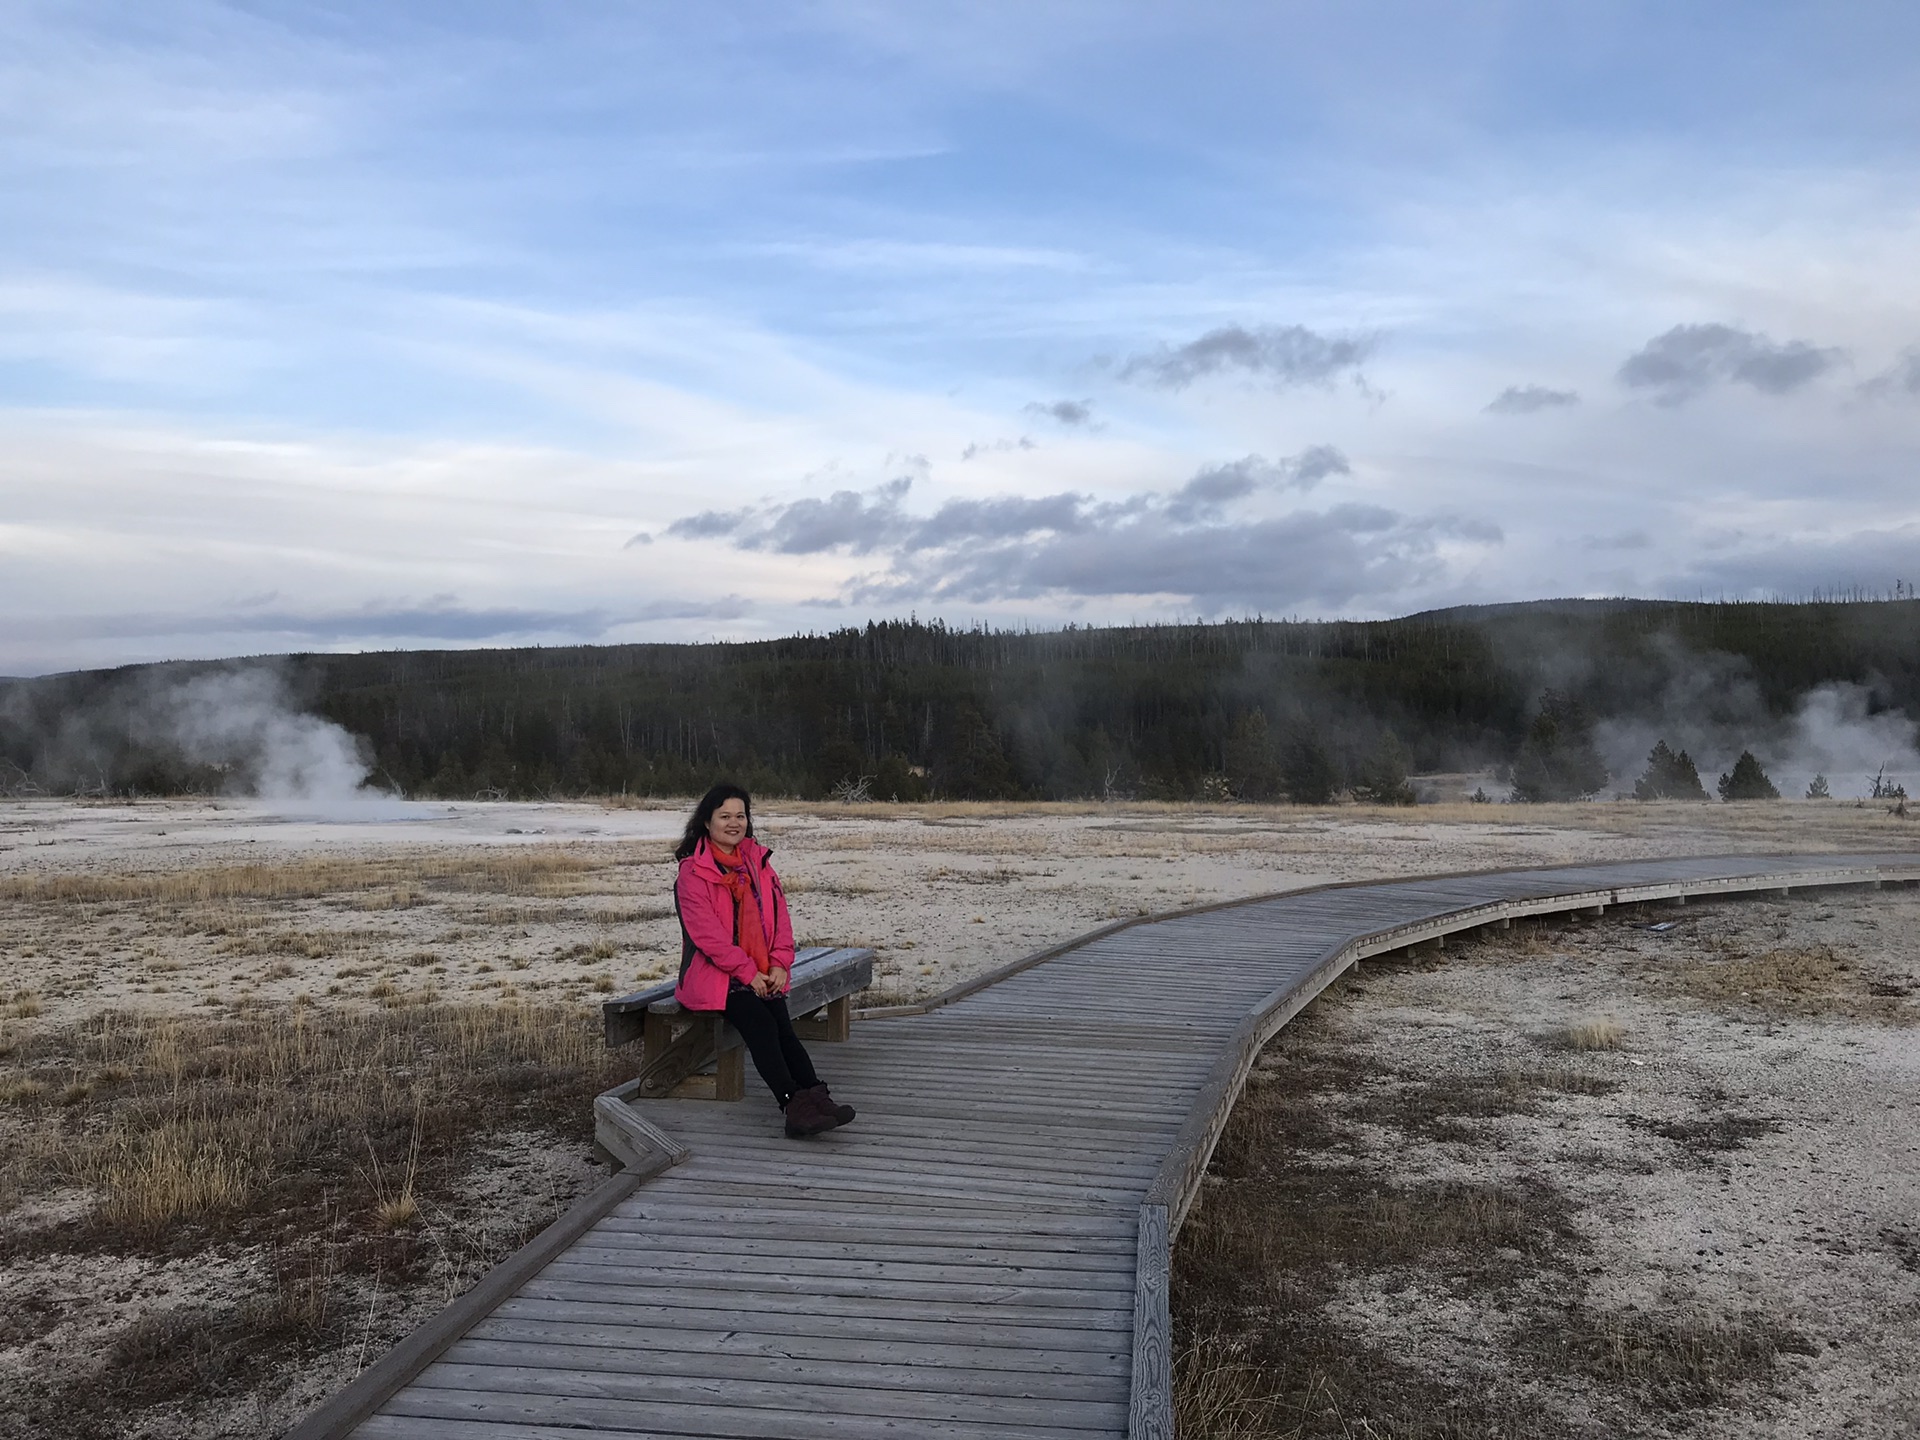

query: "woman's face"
left=707, top=797, right=749, bottom=850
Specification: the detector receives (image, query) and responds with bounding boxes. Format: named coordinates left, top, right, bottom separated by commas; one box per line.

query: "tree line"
left=2, top=598, right=1915, bottom=802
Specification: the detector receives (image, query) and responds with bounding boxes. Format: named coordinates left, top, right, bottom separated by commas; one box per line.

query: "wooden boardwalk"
left=299, top=851, right=1920, bottom=1440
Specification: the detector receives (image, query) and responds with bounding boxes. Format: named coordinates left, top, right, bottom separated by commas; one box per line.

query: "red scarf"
left=710, top=843, right=772, bottom=975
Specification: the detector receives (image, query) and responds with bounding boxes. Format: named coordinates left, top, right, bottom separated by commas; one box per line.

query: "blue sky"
left=4, top=1, right=1919, bottom=672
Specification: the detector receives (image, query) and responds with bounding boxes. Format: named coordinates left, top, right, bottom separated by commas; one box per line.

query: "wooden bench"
left=601, top=946, right=875, bottom=1100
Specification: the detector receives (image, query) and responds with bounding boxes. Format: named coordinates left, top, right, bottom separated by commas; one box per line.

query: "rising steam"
left=149, top=668, right=378, bottom=802
left=0, top=663, right=386, bottom=805
left=1597, top=671, right=1920, bottom=801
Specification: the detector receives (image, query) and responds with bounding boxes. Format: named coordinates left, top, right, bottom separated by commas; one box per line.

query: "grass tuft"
left=1551, top=1017, right=1625, bottom=1051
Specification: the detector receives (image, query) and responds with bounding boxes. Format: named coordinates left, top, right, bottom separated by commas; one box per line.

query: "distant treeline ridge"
left=2, top=599, right=1916, bottom=803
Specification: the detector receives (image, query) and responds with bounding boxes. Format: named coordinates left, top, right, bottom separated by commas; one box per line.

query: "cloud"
left=4, top=602, right=617, bottom=645
left=909, top=492, right=1095, bottom=548
left=959, top=436, right=1036, bottom=460
left=665, top=444, right=1485, bottom=613
left=1117, top=324, right=1375, bottom=391
left=1618, top=323, right=1843, bottom=404
left=667, top=476, right=913, bottom=554
left=1486, top=384, right=1579, bottom=414
left=1023, top=399, right=1095, bottom=426
left=1585, top=529, right=1652, bottom=551
left=1861, top=349, right=1920, bottom=399
left=1167, top=447, right=1349, bottom=521
left=1675, top=524, right=1920, bottom=600
left=866, top=504, right=1496, bottom=612
left=5, top=596, right=755, bottom=652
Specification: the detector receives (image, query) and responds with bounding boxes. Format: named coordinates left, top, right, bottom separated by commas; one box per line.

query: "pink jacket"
left=673, top=835, right=796, bottom=1012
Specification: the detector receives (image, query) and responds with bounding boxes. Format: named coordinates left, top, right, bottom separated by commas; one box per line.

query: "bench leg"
left=716, top=1045, right=746, bottom=1100
left=637, top=1012, right=722, bottom=1099
left=793, top=994, right=852, bottom=1043
left=663, top=1041, right=746, bottom=1100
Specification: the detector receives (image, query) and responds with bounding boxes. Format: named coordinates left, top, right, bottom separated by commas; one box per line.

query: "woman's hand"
left=769, top=966, right=790, bottom=993
left=749, top=972, right=778, bottom=998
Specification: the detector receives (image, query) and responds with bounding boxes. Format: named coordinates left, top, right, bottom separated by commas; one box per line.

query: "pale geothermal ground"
left=0, top=795, right=1916, bottom=1438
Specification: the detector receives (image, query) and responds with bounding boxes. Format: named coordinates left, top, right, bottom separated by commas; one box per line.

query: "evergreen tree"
left=1633, top=740, right=1708, bottom=800
left=1353, top=730, right=1416, bottom=805
left=1805, top=773, right=1830, bottom=799
left=1222, top=709, right=1282, bottom=801
left=1281, top=731, right=1340, bottom=805
left=1511, top=690, right=1609, bottom=801
left=1717, top=750, right=1780, bottom=800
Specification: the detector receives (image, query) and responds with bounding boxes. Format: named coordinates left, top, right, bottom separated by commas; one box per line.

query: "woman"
left=673, top=783, right=855, bottom=1138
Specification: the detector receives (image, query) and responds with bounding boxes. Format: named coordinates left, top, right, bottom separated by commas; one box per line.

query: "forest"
left=2, top=598, right=1917, bottom=803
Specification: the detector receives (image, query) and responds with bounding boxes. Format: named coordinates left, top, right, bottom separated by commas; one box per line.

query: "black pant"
left=724, top=986, right=820, bottom=1106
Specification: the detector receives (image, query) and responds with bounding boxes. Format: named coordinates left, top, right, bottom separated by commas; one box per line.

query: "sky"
left=4, top=1, right=1919, bottom=675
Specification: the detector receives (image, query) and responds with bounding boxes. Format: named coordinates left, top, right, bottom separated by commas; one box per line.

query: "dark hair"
left=675, top=782, right=754, bottom=861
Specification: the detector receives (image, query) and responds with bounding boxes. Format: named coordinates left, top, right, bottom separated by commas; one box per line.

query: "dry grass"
left=1539, top=1306, right=1815, bottom=1408
left=1174, top=1337, right=1289, bottom=1439
left=0, top=1000, right=620, bottom=1238
left=1653, top=942, right=1918, bottom=1024
left=1552, top=1017, right=1625, bottom=1051
left=0, top=848, right=612, bottom=906
left=4, top=992, right=44, bottom=1019
left=1, top=992, right=625, bottom=1439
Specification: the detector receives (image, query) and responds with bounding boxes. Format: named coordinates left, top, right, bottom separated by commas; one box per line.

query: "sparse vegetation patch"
left=0, top=1000, right=621, bottom=1438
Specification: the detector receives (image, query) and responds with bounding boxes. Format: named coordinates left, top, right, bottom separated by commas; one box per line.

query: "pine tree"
left=1805, top=773, right=1830, bottom=799
left=1223, top=709, right=1282, bottom=801
left=1353, top=730, right=1416, bottom=805
left=1717, top=750, right=1780, bottom=801
left=1511, top=691, right=1609, bottom=801
left=1633, top=741, right=1708, bottom=800
left=1281, top=731, right=1340, bottom=805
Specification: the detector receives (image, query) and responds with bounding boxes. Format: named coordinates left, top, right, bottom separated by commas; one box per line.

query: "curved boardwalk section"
left=310, top=851, right=1920, bottom=1440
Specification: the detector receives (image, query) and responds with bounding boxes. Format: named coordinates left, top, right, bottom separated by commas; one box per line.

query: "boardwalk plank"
left=499, top=1291, right=1134, bottom=1345
left=555, top=1245, right=1137, bottom=1289
left=534, top=1260, right=1131, bottom=1308
left=576, top=1231, right=1139, bottom=1270
left=391, top=1368, right=1129, bottom=1429
left=467, top=1315, right=1130, bottom=1373
left=442, top=1338, right=1129, bottom=1401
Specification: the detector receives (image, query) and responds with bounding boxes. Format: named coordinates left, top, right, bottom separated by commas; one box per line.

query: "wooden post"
left=1128, top=1202, right=1172, bottom=1440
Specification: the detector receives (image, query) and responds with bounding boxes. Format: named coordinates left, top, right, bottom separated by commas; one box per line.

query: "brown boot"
left=816, top=1085, right=855, bottom=1127
left=783, top=1086, right=837, bottom=1138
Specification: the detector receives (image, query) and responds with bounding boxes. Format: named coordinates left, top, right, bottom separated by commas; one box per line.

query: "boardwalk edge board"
left=286, top=851, right=1920, bottom=1440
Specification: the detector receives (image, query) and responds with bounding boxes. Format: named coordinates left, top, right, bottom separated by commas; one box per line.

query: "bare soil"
left=1175, top=890, right=1920, bottom=1438
left=0, top=795, right=1914, bottom=1437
